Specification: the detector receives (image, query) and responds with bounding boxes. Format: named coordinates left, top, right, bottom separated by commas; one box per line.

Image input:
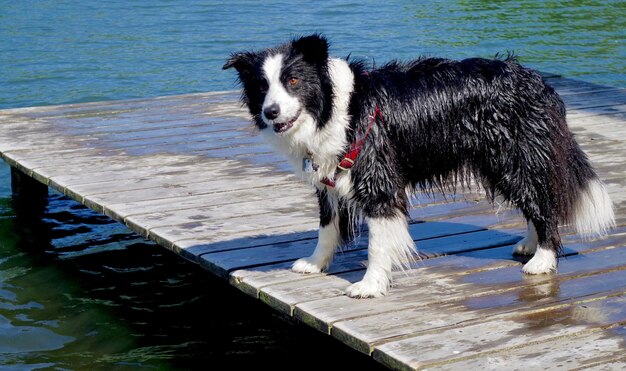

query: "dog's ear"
left=292, top=34, right=329, bottom=65
left=223, top=52, right=255, bottom=72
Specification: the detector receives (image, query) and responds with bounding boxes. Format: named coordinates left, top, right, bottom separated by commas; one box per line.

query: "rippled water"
left=0, top=163, right=385, bottom=370
left=1, top=0, right=624, bottom=109
left=0, top=0, right=624, bottom=369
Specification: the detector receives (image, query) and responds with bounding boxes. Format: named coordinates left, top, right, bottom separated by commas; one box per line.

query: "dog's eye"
left=288, top=77, right=299, bottom=86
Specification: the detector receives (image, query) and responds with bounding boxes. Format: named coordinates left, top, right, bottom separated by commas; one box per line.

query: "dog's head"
left=223, top=34, right=334, bottom=135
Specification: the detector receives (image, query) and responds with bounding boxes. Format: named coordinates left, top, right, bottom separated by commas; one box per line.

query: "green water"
left=0, top=0, right=624, bottom=369
left=1, top=1, right=624, bottom=109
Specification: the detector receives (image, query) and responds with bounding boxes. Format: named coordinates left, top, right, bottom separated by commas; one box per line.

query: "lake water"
left=0, top=0, right=624, bottom=369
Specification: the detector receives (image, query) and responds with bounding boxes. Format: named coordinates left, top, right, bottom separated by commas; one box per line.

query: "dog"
left=223, top=34, right=615, bottom=298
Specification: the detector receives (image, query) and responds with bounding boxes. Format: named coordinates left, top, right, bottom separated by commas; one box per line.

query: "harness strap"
left=321, top=106, right=383, bottom=188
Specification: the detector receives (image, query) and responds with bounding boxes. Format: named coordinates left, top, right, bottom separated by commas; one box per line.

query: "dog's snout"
left=263, top=104, right=280, bottom=120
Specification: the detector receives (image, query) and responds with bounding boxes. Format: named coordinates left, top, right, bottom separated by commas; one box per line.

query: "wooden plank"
left=572, top=120, right=626, bottom=134
left=237, top=213, right=513, bottom=283
left=562, top=90, right=626, bottom=110
left=3, top=151, right=183, bottom=178
left=64, top=168, right=296, bottom=199
left=251, top=232, right=524, bottom=317
left=230, top=212, right=521, bottom=297
left=115, top=187, right=460, bottom=226
left=0, top=116, right=247, bottom=149
left=36, top=149, right=281, bottom=189
left=151, top=212, right=319, bottom=252
left=0, top=91, right=242, bottom=121
left=260, top=248, right=521, bottom=317
left=0, top=134, right=88, bottom=154
left=201, top=220, right=522, bottom=280
left=159, top=222, right=321, bottom=264
left=134, top=192, right=451, bottom=241
left=284, top=232, right=626, bottom=334
left=91, top=130, right=261, bottom=150
left=1, top=82, right=611, bottom=121
left=194, top=145, right=277, bottom=160
left=1, top=103, right=616, bottom=169
left=584, top=357, right=626, bottom=370
left=331, top=243, right=626, bottom=354
left=75, top=121, right=252, bottom=141
left=1, top=132, right=271, bottom=169
left=174, top=198, right=509, bottom=260
left=0, top=78, right=625, bottom=370
left=124, top=187, right=317, bottom=236
left=568, top=106, right=626, bottom=120
left=2, top=139, right=277, bottom=171
left=0, top=81, right=617, bottom=124
left=576, top=124, right=626, bottom=140
left=442, top=325, right=626, bottom=370
left=230, top=249, right=504, bottom=301
left=18, top=155, right=293, bottom=198
left=373, top=293, right=626, bottom=370
left=1, top=110, right=236, bottom=132
left=0, top=123, right=259, bottom=164
left=102, top=183, right=308, bottom=219
left=1, top=128, right=273, bottom=161
left=2, top=84, right=608, bottom=135
left=76, top=173, right=265, bottom=211
left=229, top=211, right=523, bottom=296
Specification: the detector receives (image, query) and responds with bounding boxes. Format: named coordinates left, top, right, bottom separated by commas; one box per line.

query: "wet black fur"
left=317, top=188, right=360, bottom=246
left=224, top=35, right=599, bottom=256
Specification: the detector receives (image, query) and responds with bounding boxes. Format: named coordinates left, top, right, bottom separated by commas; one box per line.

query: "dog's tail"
left=546, top=96, right=616, bottom=238
left=568, top=177, right=615, bottom=237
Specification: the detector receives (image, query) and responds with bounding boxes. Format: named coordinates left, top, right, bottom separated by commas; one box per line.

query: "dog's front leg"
left=292, top=190, right=339, bottom=274
left=345, top=212, right=415, bottom=298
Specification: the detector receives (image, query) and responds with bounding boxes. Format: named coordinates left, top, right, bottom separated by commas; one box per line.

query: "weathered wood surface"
left=1, top=77, right=625, bottom=370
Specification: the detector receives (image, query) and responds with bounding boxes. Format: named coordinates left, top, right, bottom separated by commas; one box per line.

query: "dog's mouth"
left=273, top=110, right=301, bottom=134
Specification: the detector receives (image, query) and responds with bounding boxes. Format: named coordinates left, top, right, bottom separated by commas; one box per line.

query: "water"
left=1, top=0, right=624, bottom=109
left=0, top=165, right=385, bottom=369
left=0, top=0, right=624, bottom=369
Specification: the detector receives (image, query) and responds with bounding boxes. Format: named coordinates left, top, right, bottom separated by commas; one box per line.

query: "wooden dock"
left=1, top=75, right=625, bottom=370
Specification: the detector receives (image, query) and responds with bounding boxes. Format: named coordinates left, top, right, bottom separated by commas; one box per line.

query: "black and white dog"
left=224, top=34, right=614, bottom=298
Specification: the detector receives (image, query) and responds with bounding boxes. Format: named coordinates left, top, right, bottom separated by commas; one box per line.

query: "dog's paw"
left=345, top=279, right=388, bottom=298
left=292, top=257, right=327, bottom=274
left=512, top=236, right=538, bottom=256
left=522, top=248, right=556, bottom=275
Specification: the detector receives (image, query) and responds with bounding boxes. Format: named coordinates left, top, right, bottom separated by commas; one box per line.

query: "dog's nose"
left=263, top=104, right=280, bottom=120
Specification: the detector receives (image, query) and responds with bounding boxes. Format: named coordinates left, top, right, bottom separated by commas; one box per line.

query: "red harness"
left=321, top=106, right=384, bottom=187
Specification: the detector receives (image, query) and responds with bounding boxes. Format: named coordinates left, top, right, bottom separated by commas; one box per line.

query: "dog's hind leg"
left=513, top=218, right=562, bottom=274
left=522, top=238, right=558, bottom=274
left=513, top=220, right=538, bottom=256
left=492, top=177, right=558, bottom=274
left=520, top=218, right=559, bottom=274
left=292, top=190, right=340, bottom=274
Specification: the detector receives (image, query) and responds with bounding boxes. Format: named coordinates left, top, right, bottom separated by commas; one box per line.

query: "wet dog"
left=224, top=34, right=614, bottom=298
